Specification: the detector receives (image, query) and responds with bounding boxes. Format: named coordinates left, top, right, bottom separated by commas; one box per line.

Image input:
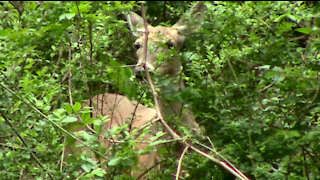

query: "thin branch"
left=0, top=112, right=54, bottom=180
left=75, top=171, right=86, bottom=180
left=75, top=1, right=82, bottom=19
left=302, top=146, right=320, bottom=173
left=0, top=143, right=30, bottom=151
left=302, top=147, right=310, bottom=180
left=175, top=145, right=189, bottom=180
left=9, top=1, right=24, bottom=18
left=226, top=58, right=239, bottom=84
left=88, top=20, right=93, bottom=63
left=141, top=3, right=181, bottom=140
left=60, top=137, right=66, bottom=172
left=195, top=141, right=248, bottom=180
left=162, top=1, right=167, bottom=22
left=137, top=118, right=160, bottom=132
left=137, top=159, right=167, bottom=179
left=0, top=83, right=107, bottom=158
left=189, top=145, right=249, bottom=180
left=129, top=90, right=146, bottom=133
left=206, top=136, right=215, bottom=149
left=68, top=41, right=73, bottom=105
left=86, top=11, right=94, bottom=111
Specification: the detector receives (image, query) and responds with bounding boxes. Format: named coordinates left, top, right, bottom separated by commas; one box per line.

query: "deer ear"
left=173, top=2, right=207, bottom=35
left=125, top=11, right=145, bottom=37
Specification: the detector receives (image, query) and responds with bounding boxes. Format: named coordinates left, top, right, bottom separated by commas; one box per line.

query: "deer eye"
left=135, top=43, right=141, bottom=49
left=166, top=41, right=174, bottom=48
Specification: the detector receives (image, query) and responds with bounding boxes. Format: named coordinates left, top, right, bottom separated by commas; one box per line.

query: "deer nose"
left=134, top=61, right=156, bottom=78
left=135, top=68, right=145, bottom=80
left=134, top=63, right=146, bottom=80
left=135, top=63, right=145, bottom=74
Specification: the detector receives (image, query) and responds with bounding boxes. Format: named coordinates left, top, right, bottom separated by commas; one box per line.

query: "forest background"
left=0, top=1, right=319, bottom=179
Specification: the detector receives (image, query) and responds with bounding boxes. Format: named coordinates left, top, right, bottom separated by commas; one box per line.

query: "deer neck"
left=154, top=59, right=202, bottom=134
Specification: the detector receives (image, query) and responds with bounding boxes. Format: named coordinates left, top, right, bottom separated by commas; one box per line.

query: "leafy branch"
left=140, top=3, right=250, bottom=180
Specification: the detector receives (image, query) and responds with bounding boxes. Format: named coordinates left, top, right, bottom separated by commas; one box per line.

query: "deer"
left=67, top=2, right=250, bottom=180
left=127, top=2, right=207, bottom=135
left=66, top=2, right=208, bottom=179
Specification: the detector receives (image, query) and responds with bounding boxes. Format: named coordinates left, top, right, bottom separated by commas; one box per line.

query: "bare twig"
left=175, top=145, right=189, bottom=180
left=137, top=118, right=161, bottom=132
left=137, top=159, right=167, bottom=179
left=195, top=141, right=248, bottom=179
left=189, top=146, right=249, bottom=180
left=141, top=3, right=181, bottom=140
left=9, top=1, right=24, bottom=17
left=163, top=1, right=167, bottom=22
left=302, top=147, right=310, bottom=180
left=129, top=90, right=146, bottom=133
left=68, top=41, right=73, bottom=105
left=60, top=137, right=66, bottom=172
left=75, top=1, right=82, bottom=19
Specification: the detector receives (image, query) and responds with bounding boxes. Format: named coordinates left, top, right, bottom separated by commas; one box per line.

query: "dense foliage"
left=0, top=1, right=319, bottom=179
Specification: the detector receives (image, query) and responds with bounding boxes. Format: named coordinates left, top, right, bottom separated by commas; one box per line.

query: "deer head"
left=126, top=2, right=207, bottom=77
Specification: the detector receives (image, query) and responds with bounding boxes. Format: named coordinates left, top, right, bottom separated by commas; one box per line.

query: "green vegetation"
left=0, top=1, right=319, bottom=179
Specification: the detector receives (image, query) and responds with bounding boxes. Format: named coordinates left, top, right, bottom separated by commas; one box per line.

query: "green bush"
left=0, top=1, right=319, bottom=179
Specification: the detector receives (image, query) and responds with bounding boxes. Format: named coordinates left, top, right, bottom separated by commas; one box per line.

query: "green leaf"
left=75, top=131, right=94, bottom=141
left=22, top=153, right=31, bottom=159
left=274, top=14, right=287, bottom=22
left=108, top=157, right=122, bottom=166
left=295, top=28, right=312, bottom=34
left=62, top=116, right=78, bottom=124
left=65, top=103, right=73, bottom=114
left=274, top=13, right=296, bottom=23
left=81, top=163, right=92, bottom=173
left=59, top=13, right=76, bottom=21
left=296, top=47, right=304, bottom=53
left=89, top=168, right=106, bottom=177
left=81, top=111, right=91, bottom=124
left=78, top=4, right=90, bottom=13
left=73, top=102, right=81, bottom=112
left=149, top=139, right=168, bottom=146
left=122, top=158, right=135, bottom=166
left=124, top=130, right=130, bottom=137
left=284, top=130, right=300, bottom=140
left=257, top=65, right=271, bottom=70
left=53, top=109, right=66, bottom=119
left=150, top=131, right=166, bottom=141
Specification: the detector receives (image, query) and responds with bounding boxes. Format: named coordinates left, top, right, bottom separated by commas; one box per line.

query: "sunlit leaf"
left=73, top=102, right=81, bottom=112
left=59, top=13, right=76, bottom=21
left=108, top=157, right=122, bottom=166
left=62, top=116, right=78, bottom=124
left=295, top=28, right=313, bottom=34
